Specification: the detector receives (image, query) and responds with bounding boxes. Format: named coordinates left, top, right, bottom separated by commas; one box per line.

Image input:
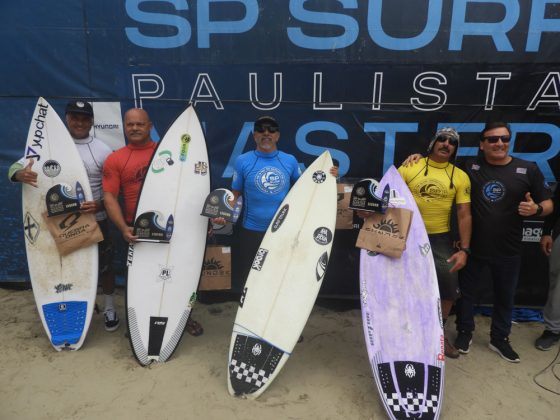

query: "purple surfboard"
left=360, top=166, right=445, bottom=420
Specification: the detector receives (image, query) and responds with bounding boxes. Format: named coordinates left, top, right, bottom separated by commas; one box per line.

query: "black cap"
left=254, top=116, right=279, bottom=130
left=65, top=100, right=93, bottom=117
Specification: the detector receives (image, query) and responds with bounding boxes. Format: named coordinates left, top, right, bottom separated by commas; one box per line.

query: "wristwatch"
left=459, top=247, right=471, bottom=256
left=535, top=204, right=543, bottom=216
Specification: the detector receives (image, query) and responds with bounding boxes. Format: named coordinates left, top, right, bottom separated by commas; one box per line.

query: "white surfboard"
left=228, top=151, right=337, bottom=398
left=127, top=106, right=210, bottom=365
left=22, top=97, right=98, bottom=351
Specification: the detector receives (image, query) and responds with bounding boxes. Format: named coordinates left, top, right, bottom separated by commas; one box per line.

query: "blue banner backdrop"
left=1, top=1, right=559, bottom=304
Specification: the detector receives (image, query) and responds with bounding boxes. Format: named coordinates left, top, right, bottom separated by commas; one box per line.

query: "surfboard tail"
left=228, top=333, right=285, bottom=398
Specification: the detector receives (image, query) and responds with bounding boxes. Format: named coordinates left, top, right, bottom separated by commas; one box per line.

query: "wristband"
left=535, top=204, right=543, bottom=216
left=459, top=247, right=471, bottom=256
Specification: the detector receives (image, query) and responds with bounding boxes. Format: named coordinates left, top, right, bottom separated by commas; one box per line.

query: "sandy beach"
left=0, top=287, right=558, bottom=420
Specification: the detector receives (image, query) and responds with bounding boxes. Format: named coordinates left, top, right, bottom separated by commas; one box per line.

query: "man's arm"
left=447, top=202, right=472, bottom=273
left=104, top=191, right=137, bottom=243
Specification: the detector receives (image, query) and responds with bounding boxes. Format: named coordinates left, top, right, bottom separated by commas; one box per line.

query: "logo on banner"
left=483, top=181, right=506, bottom=202
left=255, top=167, right=286, bottom=194
left=522, top=220, right=543, bottom=243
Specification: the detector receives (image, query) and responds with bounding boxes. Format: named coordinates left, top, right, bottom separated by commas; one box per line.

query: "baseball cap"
left=254, top=116, right=279, bottom=130
left=65, top=100, right=93, bottom=117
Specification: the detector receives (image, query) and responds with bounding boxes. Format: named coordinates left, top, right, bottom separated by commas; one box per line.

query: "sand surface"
left=0, top=287, right=558, bottom=420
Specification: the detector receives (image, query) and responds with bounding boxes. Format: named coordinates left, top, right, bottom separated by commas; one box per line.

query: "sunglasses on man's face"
left=483, top=135, right=511, bottom=143
left=435, top=136, right=458, bottom=147
left=254, top=125, right=279, bottom=134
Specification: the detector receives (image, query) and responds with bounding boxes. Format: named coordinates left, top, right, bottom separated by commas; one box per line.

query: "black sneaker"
left=489, top=338, right=520, bottom=363
left=535, top=330, right=560, bottom=351
left=104, top=309, right=120, bottom=332
left=454, top=331, right=472, bottom=354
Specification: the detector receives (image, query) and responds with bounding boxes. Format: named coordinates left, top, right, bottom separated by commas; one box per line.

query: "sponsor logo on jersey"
left=313, top=227, right=333, bottom=245
left=522, top=220, right=543, bottom=243
left=271, top=204, right=289, bottom=232
left=251, top=248, right=268, bottom=271
left=516, top=167, right=527, bottom=174
left=482, top=180, right=506, bottom=202
left=255, top=166, right=286, bottom=194
left=414, top=179, right=448, bottom=202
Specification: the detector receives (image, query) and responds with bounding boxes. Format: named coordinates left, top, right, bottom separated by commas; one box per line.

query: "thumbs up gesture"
left=15, top=159, right=38, bottom=187
left=518, top=191, right=538, bottom=217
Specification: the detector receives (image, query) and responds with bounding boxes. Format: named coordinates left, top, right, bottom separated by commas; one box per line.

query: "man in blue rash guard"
left=213, top=116, right=338, bottom=289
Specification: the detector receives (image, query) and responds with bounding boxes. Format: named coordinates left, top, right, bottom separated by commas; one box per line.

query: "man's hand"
left=447, top=250, right=468, bottom=273
left=541, top=234, right=553, bottom=257
left=518, top=192, right=538, bottom=217
left=329, top=166, right=339, bottom=178
left=15, top=159, right=38, bottom=187
left=80, top=201, right=98, bottom=214
left=401, top=154, right=423, bottom=167
left=121, top=226, right=138, bottom=244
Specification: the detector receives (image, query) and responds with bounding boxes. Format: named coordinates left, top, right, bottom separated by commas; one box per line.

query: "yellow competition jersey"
left=398, top=158, right=470, bottom=234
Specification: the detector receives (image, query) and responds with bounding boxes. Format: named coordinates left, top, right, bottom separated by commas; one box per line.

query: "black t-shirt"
left=464, top=156, right=552, bottom=257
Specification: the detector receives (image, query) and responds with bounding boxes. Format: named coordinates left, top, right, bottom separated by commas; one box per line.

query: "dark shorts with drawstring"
left=429, top=233, right=460, bottom=301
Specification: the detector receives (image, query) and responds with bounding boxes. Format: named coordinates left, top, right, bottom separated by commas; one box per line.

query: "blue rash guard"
left=232, top=149, right=301, bottom=231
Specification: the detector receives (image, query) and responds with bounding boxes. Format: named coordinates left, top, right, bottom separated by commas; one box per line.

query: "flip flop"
left=186, top=318, right=204, bottom=336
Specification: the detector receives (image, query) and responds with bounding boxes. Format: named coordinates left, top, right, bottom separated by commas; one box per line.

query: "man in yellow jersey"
left=399, top=127, right=472, bottom=358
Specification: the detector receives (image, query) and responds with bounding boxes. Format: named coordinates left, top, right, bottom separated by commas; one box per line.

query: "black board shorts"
left=428, top=232, right=460, bottom=301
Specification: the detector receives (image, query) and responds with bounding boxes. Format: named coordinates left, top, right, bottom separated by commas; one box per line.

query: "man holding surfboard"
left=9, top=100, right=120, bottom=332
left=213, top=116, right=337, bottom=288
left=102, top=108, right=203, bottom=337
left=399, top=127, right=472, bottom=359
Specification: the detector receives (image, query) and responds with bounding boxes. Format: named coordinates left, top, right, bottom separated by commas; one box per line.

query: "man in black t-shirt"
left=454, top=121, right=553, bottom=363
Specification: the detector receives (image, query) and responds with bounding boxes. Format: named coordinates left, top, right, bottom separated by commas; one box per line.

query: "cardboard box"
left=199, top=245, right=232, bottom=291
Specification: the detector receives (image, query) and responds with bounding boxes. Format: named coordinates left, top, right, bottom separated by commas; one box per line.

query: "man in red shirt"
left=103, top=108, right=203, bottom=336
